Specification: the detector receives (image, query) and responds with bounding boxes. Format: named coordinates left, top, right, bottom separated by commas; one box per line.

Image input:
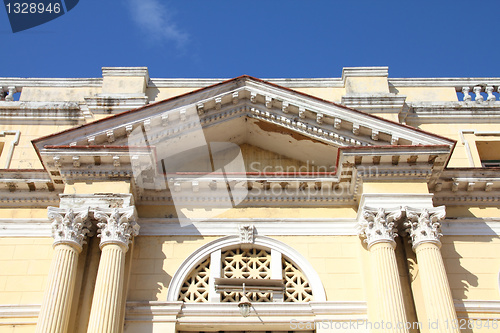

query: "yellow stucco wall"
left=345, top=77, right=389, bottom=95
left=0, top=123, right=74, bottom=169
left=416, top=123, right=500, bottom=168
left=275, top=235, right=364, bottom=301
left=395, top=87, right=458, bottom=102
left=102, top=76, right=146, bottom=95
left=127, top=236, right=218, bottom=302
left=0, top=237, right=53, bottom=305
left=442, top=236, right=500, bottom=301
left=147, top=87, right=201, bottom=102
left=293, top=87, right=346, bottom=103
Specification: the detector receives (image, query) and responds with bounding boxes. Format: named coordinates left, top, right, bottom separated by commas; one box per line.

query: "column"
left=36, top=208, right=92, bottom=333
left=87, top=207, right=139, bottom=333
left=404, top=207, right=459, bottom=333
left=358, top=207, right=409, bottom=333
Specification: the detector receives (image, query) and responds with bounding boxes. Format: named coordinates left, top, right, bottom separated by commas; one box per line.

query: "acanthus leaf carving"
left=94, top=207, right=139, bottom=250
left=357, top=206, right=402, bottom=249
left=48, top=207, right=92, bottom=251
left=404, top=206, right=445, bottom=249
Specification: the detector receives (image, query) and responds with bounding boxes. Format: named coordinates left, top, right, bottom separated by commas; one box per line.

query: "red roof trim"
left=32, top=75, right=455, bottom=145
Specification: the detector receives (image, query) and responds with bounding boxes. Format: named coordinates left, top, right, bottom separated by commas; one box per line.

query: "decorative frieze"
left=357, top=207, right=402, bottom=248
left=404, top=206, right=446, bottom=248
left=94, top=207, right=139, bottom=249
left=48, top=207, right=92, bottom=251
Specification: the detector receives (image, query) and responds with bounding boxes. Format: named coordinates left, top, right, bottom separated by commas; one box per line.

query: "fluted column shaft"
left=405, top=207, right=459, bottom=333
left=87, top=207, right=139, bottom=333
left=415, top=243, right=459, bottom=333
left=359, top=207, right=409, bottom=333
left=370, top=242, right=409, bottom=333
left=36, top=208, right=91, bottom=333
left=36, top=244, right=80, bottom=333
left=87, top=244, right=126, bottom=333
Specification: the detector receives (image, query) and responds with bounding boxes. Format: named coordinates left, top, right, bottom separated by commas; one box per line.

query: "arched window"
left=167, top=235, right=325, bottom=303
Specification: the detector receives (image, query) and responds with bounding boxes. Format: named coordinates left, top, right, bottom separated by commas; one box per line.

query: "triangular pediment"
left=33, top=76, right=455, bottom=200
left=34, top=76, right=453, bottom=162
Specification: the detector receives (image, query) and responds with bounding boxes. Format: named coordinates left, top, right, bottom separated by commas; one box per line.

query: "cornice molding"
left=0, top=101, right=84, bottom=124
left=0, top=78, right=102, bottom=87
left=454, top=300, right=500, bottom=315
left=0, top=304, right=39, bottom=325
left=124, top=301, right=367, bottom=329
left=3, top=217, right=500, bottom=237
left=389, top=78, right=500, bottom=87
left=406, top=102, right=500, bottom=124
left=102, top=67, right=149, bottom=79
left=34, top=78, right=453, bottom=150
left=342, top=67, right=388, bottom=82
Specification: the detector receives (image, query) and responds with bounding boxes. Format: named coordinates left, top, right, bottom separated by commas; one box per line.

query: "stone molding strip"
left=3, top=218, right=500, bottom=237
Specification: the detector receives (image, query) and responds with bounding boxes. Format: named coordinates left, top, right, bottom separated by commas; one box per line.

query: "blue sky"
left=1, top=0, right=499, bottom=79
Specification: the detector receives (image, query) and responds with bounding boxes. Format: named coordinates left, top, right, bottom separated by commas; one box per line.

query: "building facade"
left=0, top=67, right=499, bottom=333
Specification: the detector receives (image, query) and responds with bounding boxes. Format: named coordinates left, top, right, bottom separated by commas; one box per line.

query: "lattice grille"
left=282, top=258, right=313, bottom=302
left=178, top=257, right=210, bottom=302
left=221, top=248, right=271, bottom=302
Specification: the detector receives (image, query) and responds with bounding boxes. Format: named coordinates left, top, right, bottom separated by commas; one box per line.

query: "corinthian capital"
left=404, top=206, right=446, bottom=249
left=48, top=207, right=92, bottom=251
left=357, top=206, right=402, bottom=249
left=94, top=207, right=139, bottom=250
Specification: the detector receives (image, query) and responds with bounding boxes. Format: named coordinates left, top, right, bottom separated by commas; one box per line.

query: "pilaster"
left=36, top=208, right=91, bottom=333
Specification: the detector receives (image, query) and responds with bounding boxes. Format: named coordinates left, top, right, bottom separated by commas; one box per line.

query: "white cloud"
left=127, top=0, right=189, bottom=48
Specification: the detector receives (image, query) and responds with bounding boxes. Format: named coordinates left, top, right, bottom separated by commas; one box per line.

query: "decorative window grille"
left=282, top=258, right=313, bottom=302
left=221, top=248, right=272, bottom=302
left=178, top=257, right=211, bottom=302
left=178, top=247, right=314, bottom=303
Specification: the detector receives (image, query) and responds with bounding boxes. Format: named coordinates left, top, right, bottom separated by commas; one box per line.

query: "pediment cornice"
left=29, top=76, right=456, bottom=205
left=34, top=76, right=453, bottom=149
